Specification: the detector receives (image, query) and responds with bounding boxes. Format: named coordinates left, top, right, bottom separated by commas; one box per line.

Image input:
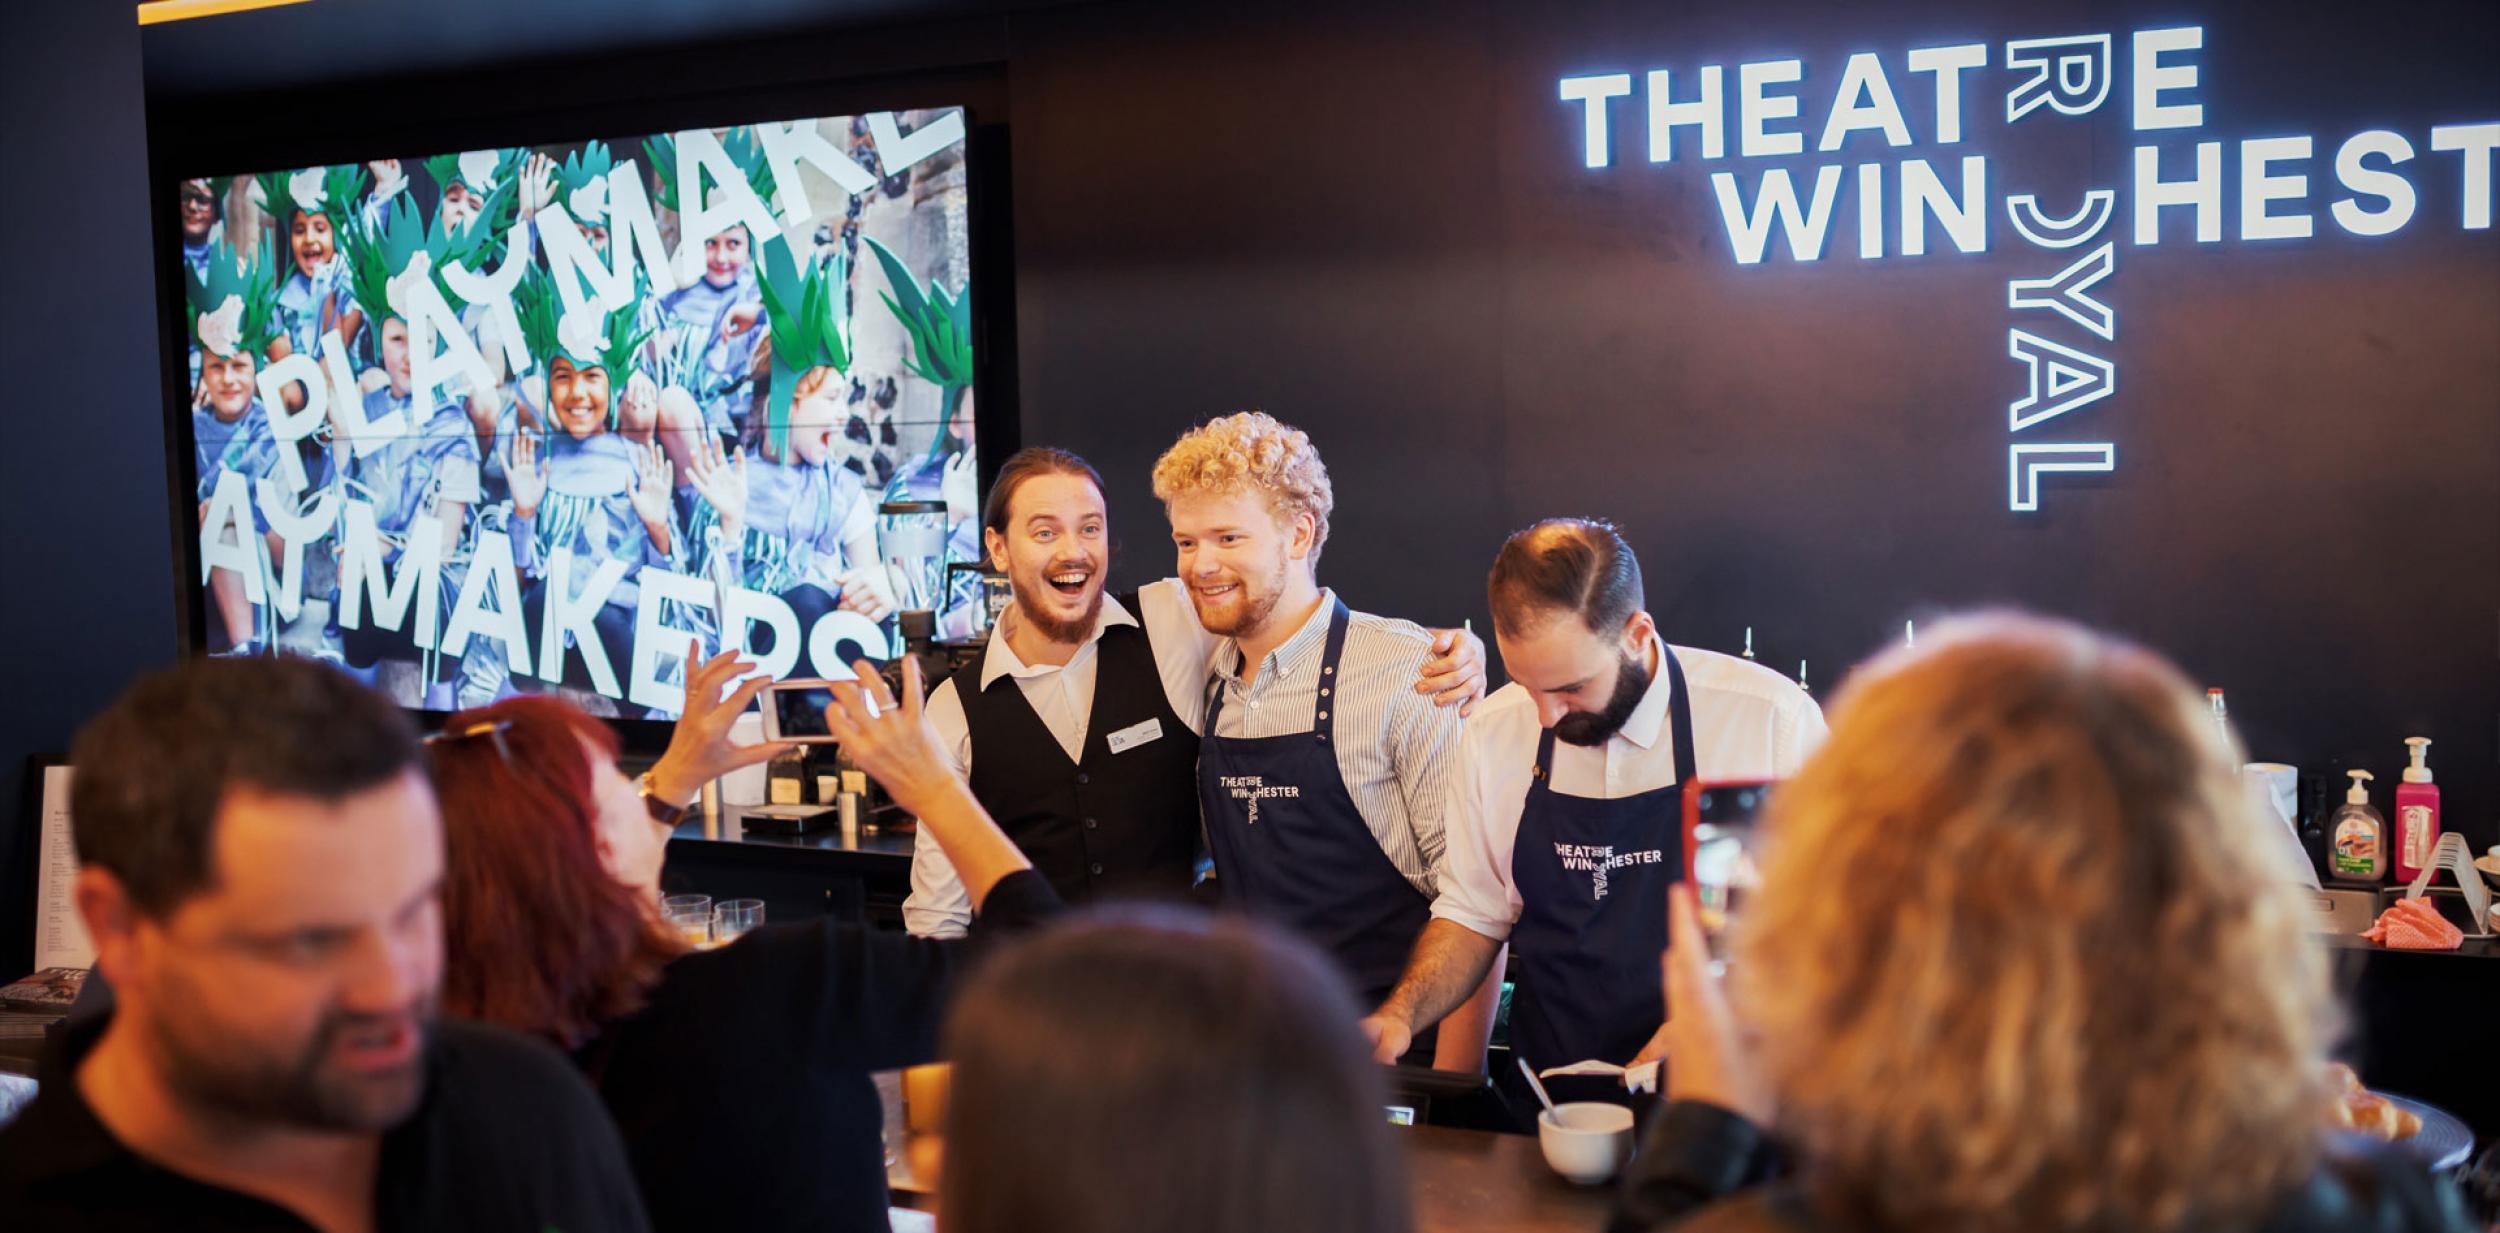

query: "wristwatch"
left=637, top=771, right=695, bottom=827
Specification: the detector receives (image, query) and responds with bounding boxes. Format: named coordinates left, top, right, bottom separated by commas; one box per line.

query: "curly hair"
left=1150, top=411, right=1335, bottom=569
left=1731, top=612, right=2336, bottom=1233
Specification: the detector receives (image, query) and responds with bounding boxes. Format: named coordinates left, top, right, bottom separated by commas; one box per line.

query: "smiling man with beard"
left=1359, top=519, right=1824, bottom=1116
left=1152, top=413, right=1509, bottom=1064
left=0, top=656, right=648, bottom=1233
left=902, top=446, right=1489, bottom=953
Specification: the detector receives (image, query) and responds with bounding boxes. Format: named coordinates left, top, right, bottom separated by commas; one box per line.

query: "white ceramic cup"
left=1538, top=1101, right=1635, bottom=1184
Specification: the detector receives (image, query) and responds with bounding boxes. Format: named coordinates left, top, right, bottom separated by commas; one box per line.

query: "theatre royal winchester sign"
left=1558, top=26, right=2498, bottom=511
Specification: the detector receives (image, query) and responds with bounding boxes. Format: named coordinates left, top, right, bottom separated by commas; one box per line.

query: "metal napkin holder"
left=2397, top=832, right=2493, bottom=938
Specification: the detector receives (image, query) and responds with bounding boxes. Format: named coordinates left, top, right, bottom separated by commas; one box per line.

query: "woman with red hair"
left=427, top=648, right=1052, bottom=1233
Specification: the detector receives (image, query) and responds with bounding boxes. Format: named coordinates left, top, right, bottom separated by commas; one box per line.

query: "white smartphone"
left=758, top=679, right=843, bottom=744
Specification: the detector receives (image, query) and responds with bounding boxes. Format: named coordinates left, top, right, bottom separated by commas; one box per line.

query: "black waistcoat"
left=960, top=593, right=1203, bottom=906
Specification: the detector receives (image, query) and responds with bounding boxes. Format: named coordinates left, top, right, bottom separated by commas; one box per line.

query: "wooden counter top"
left=1404, top=1122, right=1616, bottom=1232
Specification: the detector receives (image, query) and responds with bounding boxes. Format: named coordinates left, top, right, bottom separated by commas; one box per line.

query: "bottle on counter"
left=2297, top=771, right=2332, bottom=881
left=2393, top=737, right=2441, bottom=884
left=2328, top=770, right=2388, bottom=883
left=766, top=747, right=809, bottom=806
left=2205, top=687, right=2231, bottom=749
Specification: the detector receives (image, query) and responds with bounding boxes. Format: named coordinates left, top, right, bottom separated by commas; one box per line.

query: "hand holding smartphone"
left=1682, top=780, right=1772, bottom=945
left=757, top=680, right=845, bottom=744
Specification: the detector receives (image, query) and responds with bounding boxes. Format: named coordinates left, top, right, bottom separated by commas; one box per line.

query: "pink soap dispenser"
left=2392, top=736, right=2441, bottom=884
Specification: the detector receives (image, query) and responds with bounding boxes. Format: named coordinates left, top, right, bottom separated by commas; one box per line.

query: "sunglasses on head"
left=424, top=717, right=514, bottom=764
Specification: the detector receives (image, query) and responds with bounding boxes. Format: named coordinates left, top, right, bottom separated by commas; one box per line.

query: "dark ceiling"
left=139, top=0, right=1056, bottom=97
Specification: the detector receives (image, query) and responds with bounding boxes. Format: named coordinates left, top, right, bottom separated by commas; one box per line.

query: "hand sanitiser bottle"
left=2329, top=770, right=2387, bottom=883
left=2393, top=737, right=2441, bottom=884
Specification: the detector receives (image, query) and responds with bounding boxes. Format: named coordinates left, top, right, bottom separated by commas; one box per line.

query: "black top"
left=1607, top=1100, right=2476, bottom=1233
left=578, top=867, right=1063, bottom=1233
left=0, top=1011, right=650, bottom=1233
left=960, top=592, right=1202, bottom=908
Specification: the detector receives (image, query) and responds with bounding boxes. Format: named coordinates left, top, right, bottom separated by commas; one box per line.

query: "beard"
left=1016, top=581, right=1104, bottom=644
left=1553, top=649, right=1651, bottom=747
left=1194, top=551, right=1291, bottom=640
left=1014, top=553, right=1106, bottom=644
left=154, top=994, right=436, bottom=1133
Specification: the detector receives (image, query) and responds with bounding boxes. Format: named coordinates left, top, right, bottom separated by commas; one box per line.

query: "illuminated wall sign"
left=1560, top=27, right=2499, bottom=510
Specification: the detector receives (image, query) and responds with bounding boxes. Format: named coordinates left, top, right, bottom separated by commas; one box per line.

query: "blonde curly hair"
left=1151, top=411, right=1335, bottom=569
left=1733, top=612, right=2336, bottom=1233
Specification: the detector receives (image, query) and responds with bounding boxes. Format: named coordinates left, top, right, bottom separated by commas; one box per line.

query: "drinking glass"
left=712, top=898, right=765, bottom=944
left=662, top=894, right=714, bottom=947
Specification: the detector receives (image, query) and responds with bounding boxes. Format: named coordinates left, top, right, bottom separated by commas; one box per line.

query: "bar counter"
left=668, top=807, right=918, bottom=872
left=664, top=807, right=917, bottom=928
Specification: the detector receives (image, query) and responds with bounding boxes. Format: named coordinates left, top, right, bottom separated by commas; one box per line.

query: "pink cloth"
left=2361, top=898, right=2464, bottom=950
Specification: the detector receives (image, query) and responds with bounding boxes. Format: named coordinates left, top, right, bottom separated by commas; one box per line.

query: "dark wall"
left=1013, top=0, right=2500, bottom=841
left=1009, top=0, right=1511, bottom=637
left=0, top=2, right=175, bottom=975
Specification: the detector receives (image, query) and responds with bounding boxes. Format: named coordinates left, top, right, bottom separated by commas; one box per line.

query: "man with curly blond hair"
left=1154, top=412, right=1496, bottom=1064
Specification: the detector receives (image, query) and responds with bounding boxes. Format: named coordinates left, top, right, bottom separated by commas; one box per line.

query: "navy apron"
left=1198, top=599, right=1434, bottom=1013
left=1505, top=646, right=1696, bottom=1107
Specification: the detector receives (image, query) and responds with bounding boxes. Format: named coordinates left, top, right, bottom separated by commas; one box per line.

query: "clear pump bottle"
left=2328, top=770, right=2387, bottom=883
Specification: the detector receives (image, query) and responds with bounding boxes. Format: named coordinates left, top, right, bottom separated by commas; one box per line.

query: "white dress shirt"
left=1204, top=588, right=1466, bottom=900
left=903, top=580, right=1215, bottom=937
left=1431, top=636, right=1827, bottom=941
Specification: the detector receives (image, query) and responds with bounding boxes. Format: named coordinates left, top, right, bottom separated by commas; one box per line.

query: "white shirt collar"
left=1209, top=587, right=1336, bottom=686
left=978, top=590, right=1140, bottom=690
left=1614, top=633, right=1675, bottom=751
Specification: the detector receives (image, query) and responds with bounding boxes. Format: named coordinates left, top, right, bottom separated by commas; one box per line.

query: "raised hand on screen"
left=630, top=439, right=675, bottom=550
left=835, top=566, right=896, bottom=623
left=517, top=152, right=557, bottom=221
left=506, top=430, right=546, bottom=520
left=723, top=301, right=763, bottom=338
left=687, top=436, right=750, bottom=540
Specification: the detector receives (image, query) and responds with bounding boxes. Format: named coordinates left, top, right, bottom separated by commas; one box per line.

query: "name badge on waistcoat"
left=1105, top=717, right=1164, bottom=754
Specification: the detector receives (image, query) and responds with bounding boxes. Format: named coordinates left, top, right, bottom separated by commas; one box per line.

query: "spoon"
left=1517, top=1056, right=1559, bottom=1120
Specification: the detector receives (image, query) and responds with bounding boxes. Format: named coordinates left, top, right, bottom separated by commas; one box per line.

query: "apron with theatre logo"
left=1507, top=646, right=1696, bottom=1107
left=1197, top=599, right=1433, bottom=1012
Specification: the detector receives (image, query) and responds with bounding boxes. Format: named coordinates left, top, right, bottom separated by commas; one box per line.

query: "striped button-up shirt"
left=1205, top=588, right=1464, bottom=898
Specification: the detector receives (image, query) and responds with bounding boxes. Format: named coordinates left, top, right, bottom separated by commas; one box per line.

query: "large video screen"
left=174, top=110, right=981, bottom=715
